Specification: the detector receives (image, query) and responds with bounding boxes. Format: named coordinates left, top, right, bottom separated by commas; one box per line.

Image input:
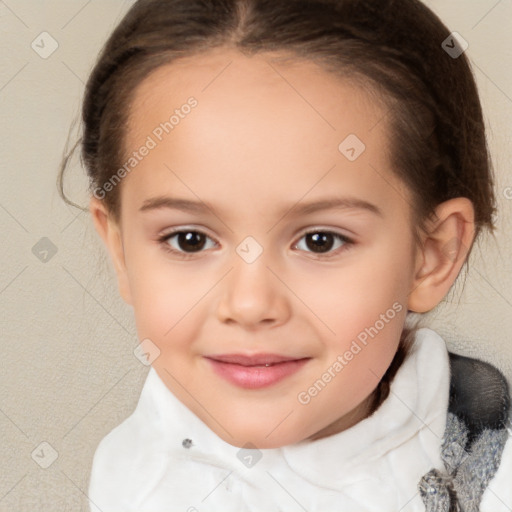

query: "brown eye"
left=305, top=232, right=335, bottom=253
left=163, top=230, right=216, bottom=254
left=295, top=231, right=352, bottom=255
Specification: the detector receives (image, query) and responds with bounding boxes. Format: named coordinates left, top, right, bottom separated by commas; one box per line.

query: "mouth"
left=204, top=353, right=311, bottom=389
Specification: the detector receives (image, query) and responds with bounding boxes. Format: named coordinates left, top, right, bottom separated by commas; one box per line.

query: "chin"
left=213, top=423, right=307, bottom=449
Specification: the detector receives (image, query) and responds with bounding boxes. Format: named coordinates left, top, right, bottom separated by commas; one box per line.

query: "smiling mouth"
left=204, top=354, right=311, bottom=389
left=205, top=353, right=308, bottom=366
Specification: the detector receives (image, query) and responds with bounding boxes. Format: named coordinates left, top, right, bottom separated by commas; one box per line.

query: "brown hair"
left=58, top=0, right=496, bottom=411
left=59, top=0, right=495, bottom=233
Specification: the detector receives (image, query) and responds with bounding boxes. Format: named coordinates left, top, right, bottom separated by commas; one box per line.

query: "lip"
left=204, top=353, right=310, bottom=389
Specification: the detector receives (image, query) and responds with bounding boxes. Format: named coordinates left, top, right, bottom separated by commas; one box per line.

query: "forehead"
left=126, top=47, right=387, bottom=147
left=119, top=48, right=410, bottom=222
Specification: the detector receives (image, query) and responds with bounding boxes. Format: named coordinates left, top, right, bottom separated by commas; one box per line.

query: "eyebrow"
left=139, top=196, right=383, bottom=218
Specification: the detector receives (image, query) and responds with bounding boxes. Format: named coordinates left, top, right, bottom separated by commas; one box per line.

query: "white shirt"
left=89, top=328, right=512, bottom=511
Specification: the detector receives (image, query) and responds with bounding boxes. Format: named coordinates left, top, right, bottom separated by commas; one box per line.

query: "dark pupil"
left=178, top=232, right=206, bottom=252
left=306, top=232, right=334, bottom=253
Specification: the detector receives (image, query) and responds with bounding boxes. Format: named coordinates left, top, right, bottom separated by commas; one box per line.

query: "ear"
left=408, top=197, right=475, bottom=313
left=89, top=197, right=132, bottom=305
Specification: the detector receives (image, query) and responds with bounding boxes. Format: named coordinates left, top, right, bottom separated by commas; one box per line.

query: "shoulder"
left=448, top=352, right=510, bottom=445
left=448, top=352, right=512, bottom=510
left=88, top=412, right=144, bottom=509
left=88, top=371, right=171, bottom=511
left=480, top=434, right=512, bottom=511
left=420, top=352, right=511, bottom=512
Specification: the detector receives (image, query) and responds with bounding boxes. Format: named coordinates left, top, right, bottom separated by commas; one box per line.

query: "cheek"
left=338, top=243, right=411, bottom=369
left=311, top=245, right=412, bottom=327
left=123, top=247, right=197, bottom=338
left=125, top=253, right=222, bottom=354
left=300, top=238, right=411, bottom=380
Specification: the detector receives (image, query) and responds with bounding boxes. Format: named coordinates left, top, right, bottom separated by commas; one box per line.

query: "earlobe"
left=407, top=198, right=475, bottom=313
left=89, top=197, right=133, bottom=305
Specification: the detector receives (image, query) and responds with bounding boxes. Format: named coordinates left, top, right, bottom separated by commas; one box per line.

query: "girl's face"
left=110, top=48, right=422, bottom=448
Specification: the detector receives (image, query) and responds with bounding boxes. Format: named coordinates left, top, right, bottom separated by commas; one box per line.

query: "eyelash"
left=157, top=228, right=354, bottom=260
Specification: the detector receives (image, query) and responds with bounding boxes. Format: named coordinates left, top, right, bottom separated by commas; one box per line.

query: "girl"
left=58, top=0, right=511, bottom=510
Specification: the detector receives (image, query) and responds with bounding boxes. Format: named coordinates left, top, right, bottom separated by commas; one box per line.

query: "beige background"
left=0, top=1, right=511, bottom=510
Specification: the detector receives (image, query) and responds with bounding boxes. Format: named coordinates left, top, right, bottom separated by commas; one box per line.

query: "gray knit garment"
left=419, top=353, right=511, bottom=512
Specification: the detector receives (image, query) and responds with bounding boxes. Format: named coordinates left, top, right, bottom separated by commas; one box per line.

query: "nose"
left=216, top=253, right=291, bottom=329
